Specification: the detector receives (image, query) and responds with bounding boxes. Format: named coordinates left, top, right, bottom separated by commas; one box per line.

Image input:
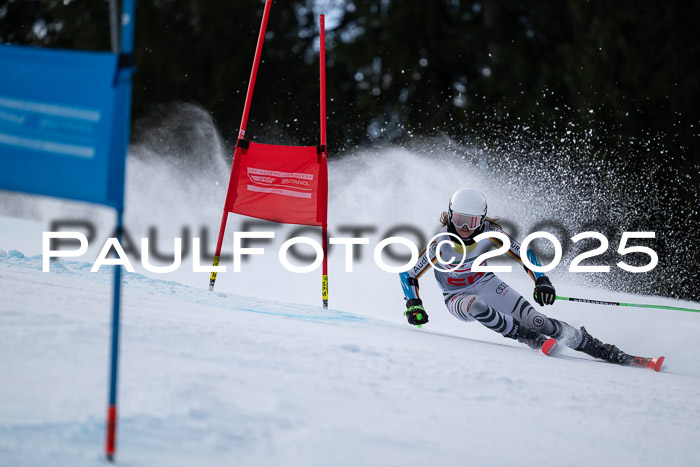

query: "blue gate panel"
left=0, top=44, right=130, bottom=209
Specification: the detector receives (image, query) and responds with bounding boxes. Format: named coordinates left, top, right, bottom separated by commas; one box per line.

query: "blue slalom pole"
left=105, top=209, right=123, bottom=461
left=106, top=0, right=134, bottom=461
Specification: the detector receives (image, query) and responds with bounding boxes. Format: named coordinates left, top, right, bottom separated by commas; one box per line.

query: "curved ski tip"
left=542, top=338, right=558, bottom=356
left=654, top=356, right=665, bottom=372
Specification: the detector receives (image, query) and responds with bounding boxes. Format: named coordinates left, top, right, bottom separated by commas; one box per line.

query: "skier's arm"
left=487, top=223, right=556, bottom=306
left=486, top=223, right=543, bottom=282
left=399, top=240, right=437, bottom=301
left=398, top=242, right=436, bottom=326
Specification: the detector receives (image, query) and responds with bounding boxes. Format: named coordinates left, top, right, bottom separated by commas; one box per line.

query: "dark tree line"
left=3, top=1, right=698, bottom=156
left=2, top=1, right=697, bottom=154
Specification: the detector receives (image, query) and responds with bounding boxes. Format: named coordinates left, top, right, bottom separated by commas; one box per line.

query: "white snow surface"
left=2, top=144, right=700, bottom=466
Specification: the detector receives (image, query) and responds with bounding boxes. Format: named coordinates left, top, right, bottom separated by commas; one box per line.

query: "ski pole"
left=556, top=295, right=700, bottom=313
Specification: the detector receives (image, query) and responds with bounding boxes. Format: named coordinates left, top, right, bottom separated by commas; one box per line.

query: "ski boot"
left=507, top=324, right=557, bottom=355
left=575, top=326, right=627, bottom=364
left=517, top=327, right=548, bottom=351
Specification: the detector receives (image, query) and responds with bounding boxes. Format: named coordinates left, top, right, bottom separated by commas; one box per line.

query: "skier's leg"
left=446, top=293, right=513, bottom=334
left=474, top=274, right=627, bottom=363
left=446, top=293, right=547, bottom=350
left=472, top=274, right=583, bottom=348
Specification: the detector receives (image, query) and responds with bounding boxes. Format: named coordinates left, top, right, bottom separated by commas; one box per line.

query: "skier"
left=399, top=188, right=629, bottom=364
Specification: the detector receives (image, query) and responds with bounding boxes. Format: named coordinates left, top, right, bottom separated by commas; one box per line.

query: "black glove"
left=404, top=298, right=429, bottom=326
left=533, top=276, right=556, bottom=306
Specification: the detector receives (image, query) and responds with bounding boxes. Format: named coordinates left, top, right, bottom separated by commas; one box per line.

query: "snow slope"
left=2, top=122, right=700, bottom=465
left=1, top=224, right=700, bottom=467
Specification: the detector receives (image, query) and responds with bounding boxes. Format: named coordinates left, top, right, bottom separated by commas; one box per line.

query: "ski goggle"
left=450, top=211, right=484, bottom=230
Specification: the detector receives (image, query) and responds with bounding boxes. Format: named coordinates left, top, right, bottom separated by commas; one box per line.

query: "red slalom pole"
left=319, top=14, right=327, bottom=147
left=236, top=0, right=272, bottom=141
left=319, top=14, right=329, bottom=309
left=210, top=0, right=272, bottom=291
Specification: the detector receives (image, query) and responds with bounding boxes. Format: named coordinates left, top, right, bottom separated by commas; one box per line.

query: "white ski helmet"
left=448, top=188, right=487, bottom=230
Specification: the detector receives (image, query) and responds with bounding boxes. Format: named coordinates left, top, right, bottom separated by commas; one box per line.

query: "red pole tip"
left=105, top=405, right=117, bottom=460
